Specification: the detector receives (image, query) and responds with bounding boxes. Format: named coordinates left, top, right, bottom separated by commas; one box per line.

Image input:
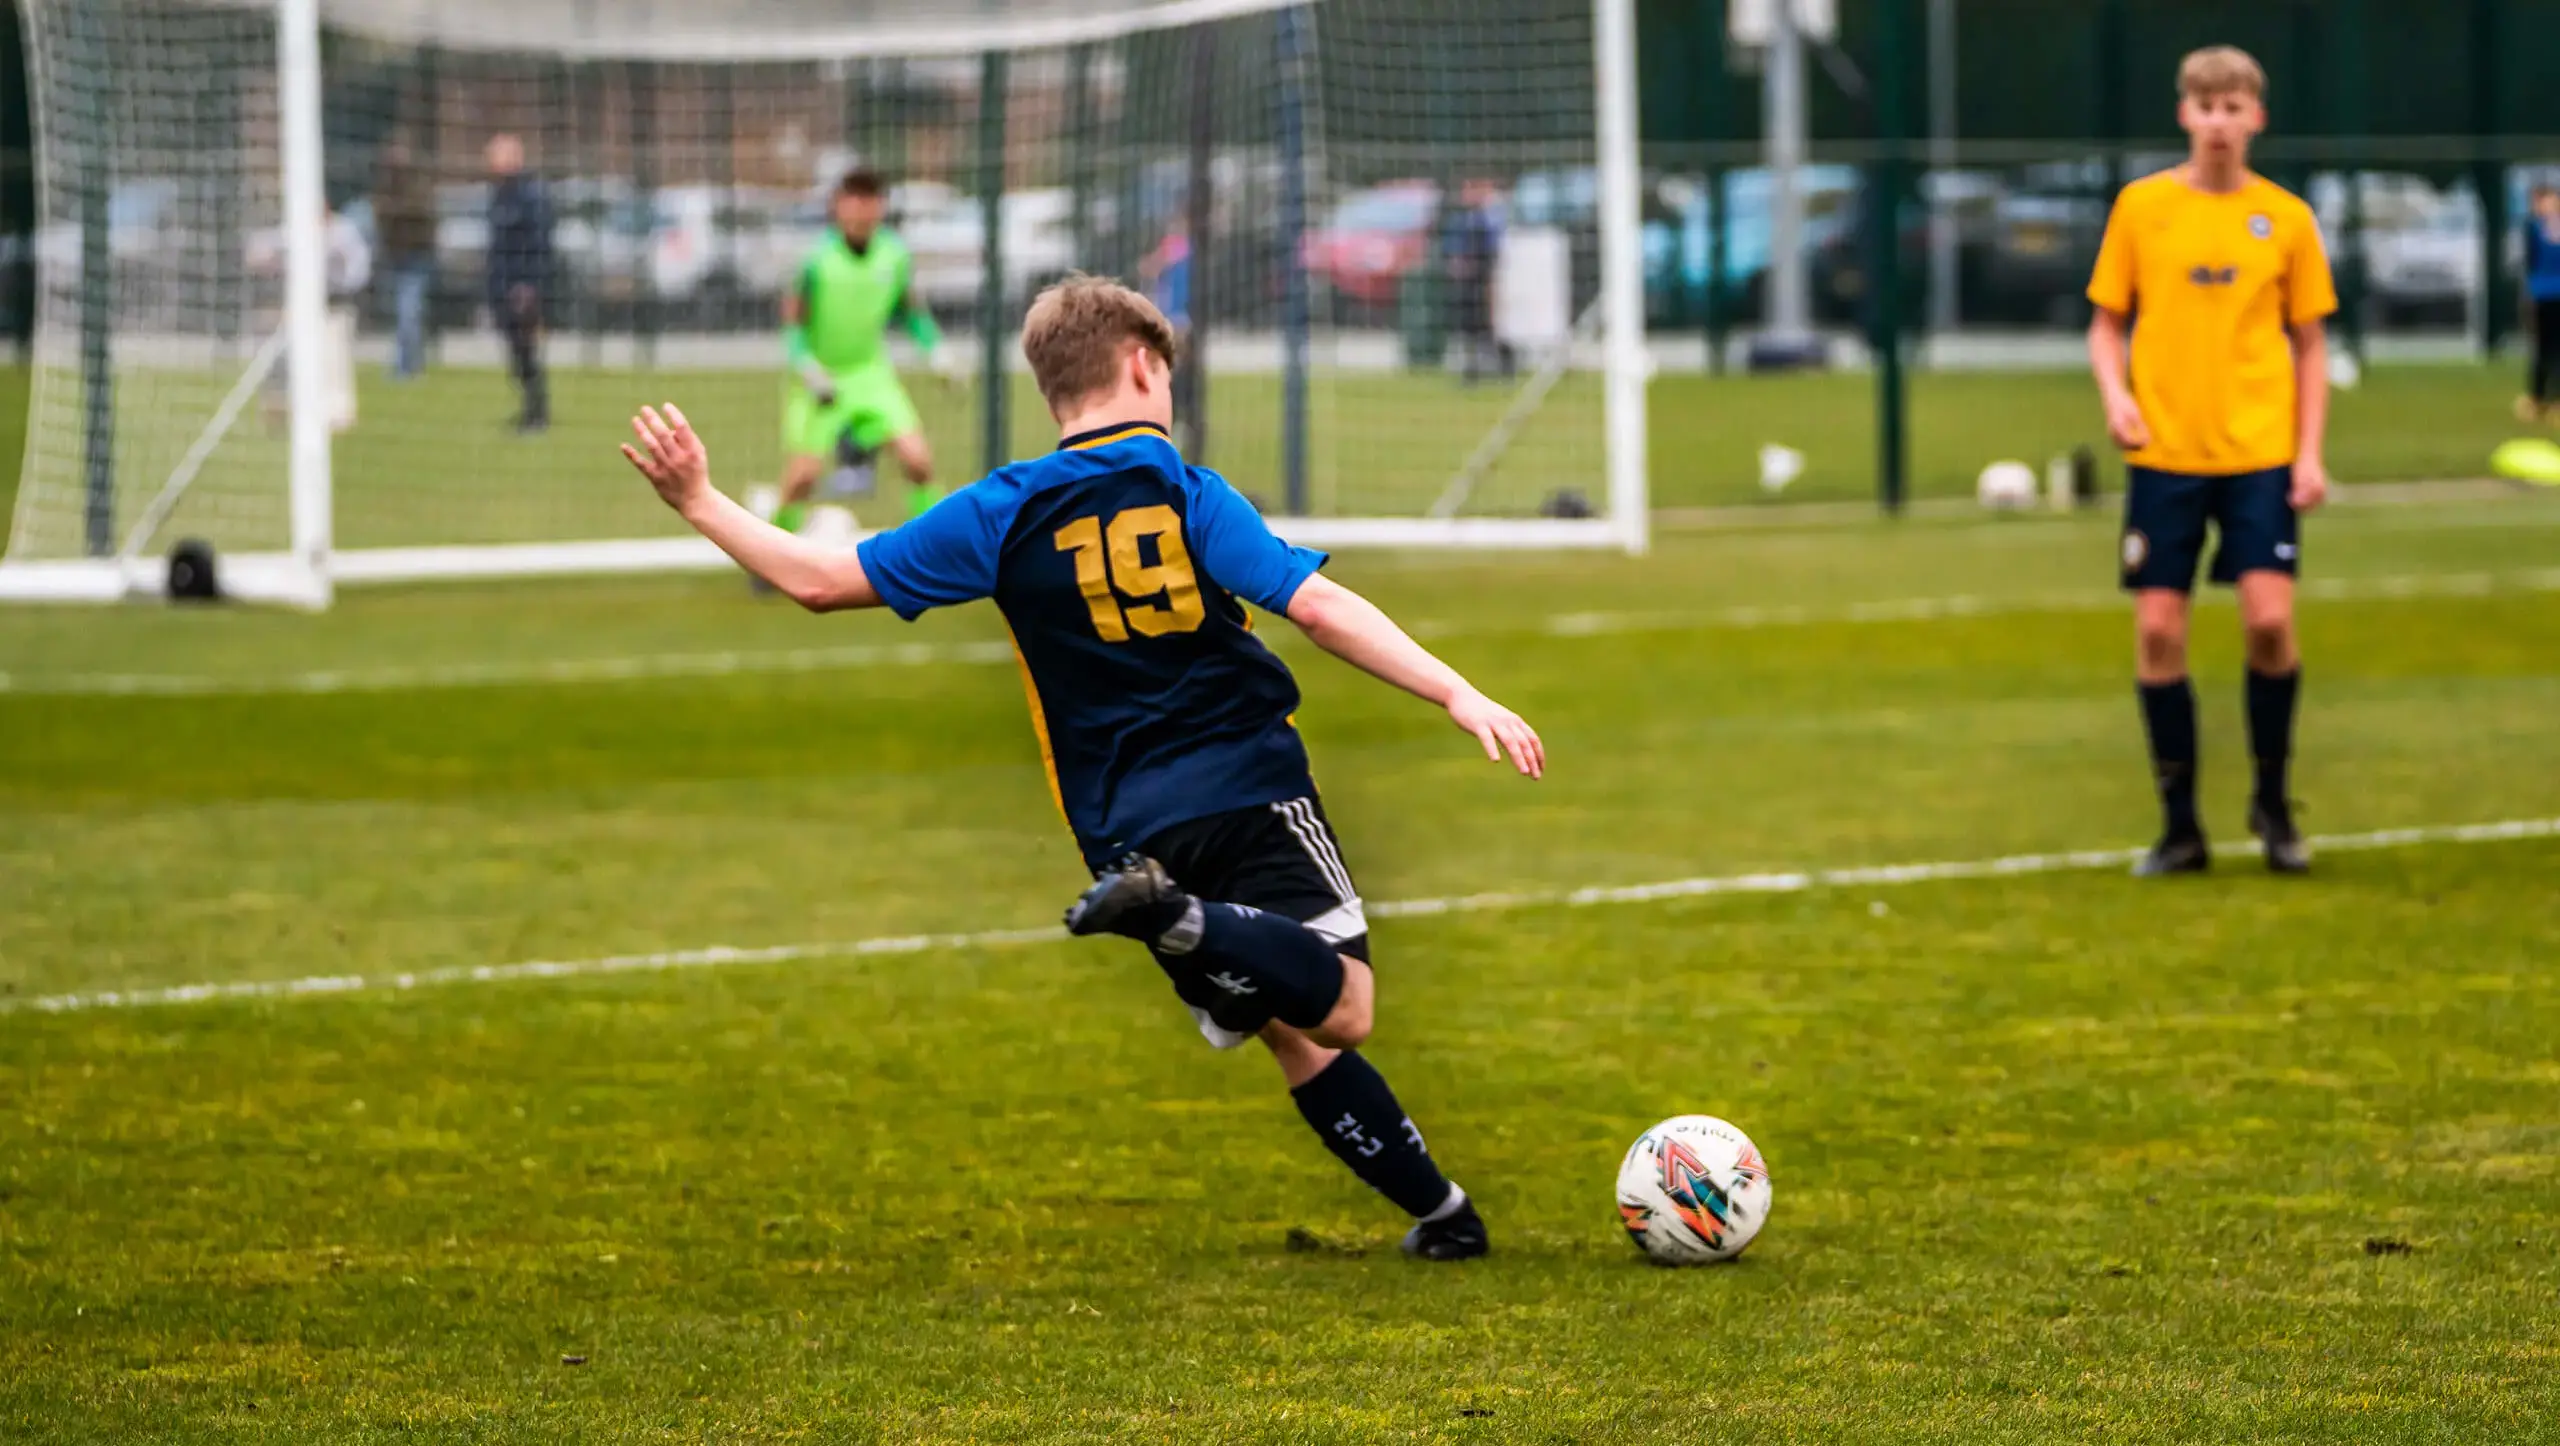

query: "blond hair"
left=1019, top=274, right=1180, bottom=415
left=2178, top=46, right=2266, bottom=101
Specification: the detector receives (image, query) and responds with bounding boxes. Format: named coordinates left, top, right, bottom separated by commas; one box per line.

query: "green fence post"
left=2472, top=0, right=2508, bottom=358
left=2332, top=0, right=2368, bottom=364
left=1178, top=25, right=1214, bottom=462
left=1066, top=43, right=1095, bottom=265
left=978, top=50, right=1009, bottom=476
left=68, top=2, right=113, bottom=555
left=1872, top=0, right=1911, bottom=514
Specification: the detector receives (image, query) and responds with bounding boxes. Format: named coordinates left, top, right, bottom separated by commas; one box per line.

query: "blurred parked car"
left=0, top=230, right=32, bottom=345
left=901, top=185, right=1080, bottom=317
left=649, top=185, right=800, bottom=326
left=2315, top=171, right=2477, bottom=328
left=33, top=178, right=192, bottom=326
left=1806, top=170, right=2002, bottom=325
left=1306, top=167, right=1873, bottom=332
left=1648, top=166, right=1861, bottom=327
left=1303, top=180, right=1439, bottom=316
left=1971, top=160, right=2117, bottom=327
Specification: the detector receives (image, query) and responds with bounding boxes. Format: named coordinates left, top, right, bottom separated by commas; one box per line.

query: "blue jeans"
left=390, top=255, right=433, bottom=378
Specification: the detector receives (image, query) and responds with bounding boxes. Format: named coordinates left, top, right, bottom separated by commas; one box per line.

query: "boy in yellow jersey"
left=2087, top=46, right=2335, bottom=877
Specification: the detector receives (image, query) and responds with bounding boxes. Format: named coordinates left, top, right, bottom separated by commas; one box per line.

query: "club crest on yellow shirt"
left=2248, top=212, right=2273, bottom=239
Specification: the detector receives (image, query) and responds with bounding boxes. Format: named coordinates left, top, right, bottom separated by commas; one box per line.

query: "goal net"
left=1, top=0, right=1645, bottom=604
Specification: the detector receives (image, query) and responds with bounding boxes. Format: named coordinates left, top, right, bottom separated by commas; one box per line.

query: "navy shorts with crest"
left=2120, top=465, right=2299, bottom=593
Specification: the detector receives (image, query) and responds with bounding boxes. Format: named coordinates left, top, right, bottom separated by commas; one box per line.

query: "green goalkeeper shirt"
left=788, top=229, right=941, bottom=374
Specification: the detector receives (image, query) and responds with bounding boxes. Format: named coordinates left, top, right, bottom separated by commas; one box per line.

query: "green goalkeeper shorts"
left=782, top=364, right=922, bottom=460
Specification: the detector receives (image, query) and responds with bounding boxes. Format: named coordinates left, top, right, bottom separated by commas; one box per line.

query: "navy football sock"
left=2138, top=677, right=2201, bottom=836
left=1157, top=899, right=1344, bottom=1031
left=2246, top=666, right=2300, bottom=811
left=1290, top=1050, right=1459, bottom=1219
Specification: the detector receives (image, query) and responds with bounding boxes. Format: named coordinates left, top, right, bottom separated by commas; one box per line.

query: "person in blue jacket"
left=2522, top=183, right=2560, bottom=422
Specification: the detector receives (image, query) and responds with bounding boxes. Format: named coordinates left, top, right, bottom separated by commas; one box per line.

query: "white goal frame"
left=0, top=0, right=1648, bottom=607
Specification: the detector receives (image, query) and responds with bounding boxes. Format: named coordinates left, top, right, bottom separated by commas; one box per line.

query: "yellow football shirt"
left=2086, top=170, right=2337, bottom=476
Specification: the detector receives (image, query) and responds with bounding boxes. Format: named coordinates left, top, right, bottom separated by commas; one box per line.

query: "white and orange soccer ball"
left=1615, top=1115, right=1771, bottom=1265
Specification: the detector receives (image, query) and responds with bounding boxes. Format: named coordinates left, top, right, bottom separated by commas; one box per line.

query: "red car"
left=1302, top=180, right=1440, bottom=309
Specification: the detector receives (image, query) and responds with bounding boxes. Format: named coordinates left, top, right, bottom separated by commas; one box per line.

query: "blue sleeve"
left=1185, top=468, right=1327, bottom=614
left=855, top=487, right=1004, bottom=621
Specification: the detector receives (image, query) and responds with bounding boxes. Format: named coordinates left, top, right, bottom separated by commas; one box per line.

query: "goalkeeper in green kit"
left=773, top=168, right=953, bottom=528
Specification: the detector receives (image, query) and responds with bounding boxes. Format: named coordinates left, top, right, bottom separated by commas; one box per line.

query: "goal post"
left=0, top=0, right=1649, bottom=606
left=276, top=0, right=334, bottom=608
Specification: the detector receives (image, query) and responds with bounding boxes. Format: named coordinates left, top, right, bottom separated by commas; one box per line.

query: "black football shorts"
left=2121, top=464, right=2299, bottom=593
left=1139, top=795, right=1370, bottom=964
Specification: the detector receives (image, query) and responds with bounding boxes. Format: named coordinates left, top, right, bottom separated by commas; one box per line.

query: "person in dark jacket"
left=484, top=133, right=553, bottom=433
left=1439, top=180, right=1509, bottom=384
left=374, top=135, right=438, bottom=381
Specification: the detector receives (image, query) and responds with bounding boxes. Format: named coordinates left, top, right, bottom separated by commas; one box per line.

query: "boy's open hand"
left=1448, top=686, right=1545, bottom=780
left=622, top=403, right=711, bottom=514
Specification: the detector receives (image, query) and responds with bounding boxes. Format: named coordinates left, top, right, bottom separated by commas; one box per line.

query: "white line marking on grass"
left=10, top=816, right=2554, bottom=1019
left=0, top=640, right=1021, bottom=697
left=1538, top=568, right=2560, bottom=639
left=11, top=569, right=2556, bottom=699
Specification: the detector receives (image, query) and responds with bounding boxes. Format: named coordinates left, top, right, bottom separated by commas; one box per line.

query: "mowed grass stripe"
left=11, top=813, right=2552, bottom=1019
left=8, top=565, right=2559, bottom=697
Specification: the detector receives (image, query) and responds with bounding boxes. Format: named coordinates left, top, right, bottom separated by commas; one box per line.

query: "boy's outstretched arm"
left=622, top=403, right=880, bottom=612
left=1284, top=573, right=1544, bottom=779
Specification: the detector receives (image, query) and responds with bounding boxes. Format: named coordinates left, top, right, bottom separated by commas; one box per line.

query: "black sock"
left=2138, top=677, right=2200, bottom=837
left=1157, top=899, right=1344, bottom=1031
left=2246, top=666, right=2300, bottom=810
left=1290, top=1050, right=1458, bottom=1219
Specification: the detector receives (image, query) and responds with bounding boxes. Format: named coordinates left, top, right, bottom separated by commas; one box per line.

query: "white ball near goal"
left=1976, top=459, right=2039, bottom=511
left=1615, top=1114, right=1771, bottom=1265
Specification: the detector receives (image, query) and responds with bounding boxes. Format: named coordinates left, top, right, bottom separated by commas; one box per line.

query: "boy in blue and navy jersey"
left=853, top=416, right=1328, bottom=865
left=623, top=276, right=1545, bottom=1261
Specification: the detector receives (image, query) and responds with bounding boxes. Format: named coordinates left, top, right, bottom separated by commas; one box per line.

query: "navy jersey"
left=855, top=420, right=1327, bottom=867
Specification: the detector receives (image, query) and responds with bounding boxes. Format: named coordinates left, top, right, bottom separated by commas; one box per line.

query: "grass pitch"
left=5, top=478, right=2560, bottom=1439
left=0, top=359, right=2533, bottom=559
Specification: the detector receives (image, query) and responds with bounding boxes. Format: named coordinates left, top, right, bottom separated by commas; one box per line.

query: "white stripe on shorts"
left=1300, top=897, right=1371, bottom=946
left=1274, top=798, right=1357, bottom=901
left=1299, top=799, right=1360, bottom=899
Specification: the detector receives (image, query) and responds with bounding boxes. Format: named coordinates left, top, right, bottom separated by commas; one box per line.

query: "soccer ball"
left=1615, top=1115, right=1771, bottom=1265
left=1975, top=459, right=2039, bottom=510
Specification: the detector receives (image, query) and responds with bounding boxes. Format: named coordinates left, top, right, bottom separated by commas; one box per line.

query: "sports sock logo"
left=1332, top=1112, right=1386, bottom=1158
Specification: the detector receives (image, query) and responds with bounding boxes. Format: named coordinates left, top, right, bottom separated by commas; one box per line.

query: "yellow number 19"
left=1053, top=505, right=1206, bottom=642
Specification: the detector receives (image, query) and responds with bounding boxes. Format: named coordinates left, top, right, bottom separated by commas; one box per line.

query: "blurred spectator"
left=1140, top=220, right=1193, bottom=335
left=327, top=204, right=373, bottom=302
left=2523, top=183, right=2560, bottom=422
left=485, top=133, right=553, bottom=434
left=374, top=135, right=436, bottom=381
left=257, top=205, right=371, bottom=434
left=1140, top=220, right=1195, bottom=422
left=1441, top=179, right=1510, bottom=384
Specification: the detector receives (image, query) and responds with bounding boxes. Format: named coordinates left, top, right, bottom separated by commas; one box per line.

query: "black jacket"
left=374, top=155, right=437, bottom=261
left=486, top=174, right=554, bottom=300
